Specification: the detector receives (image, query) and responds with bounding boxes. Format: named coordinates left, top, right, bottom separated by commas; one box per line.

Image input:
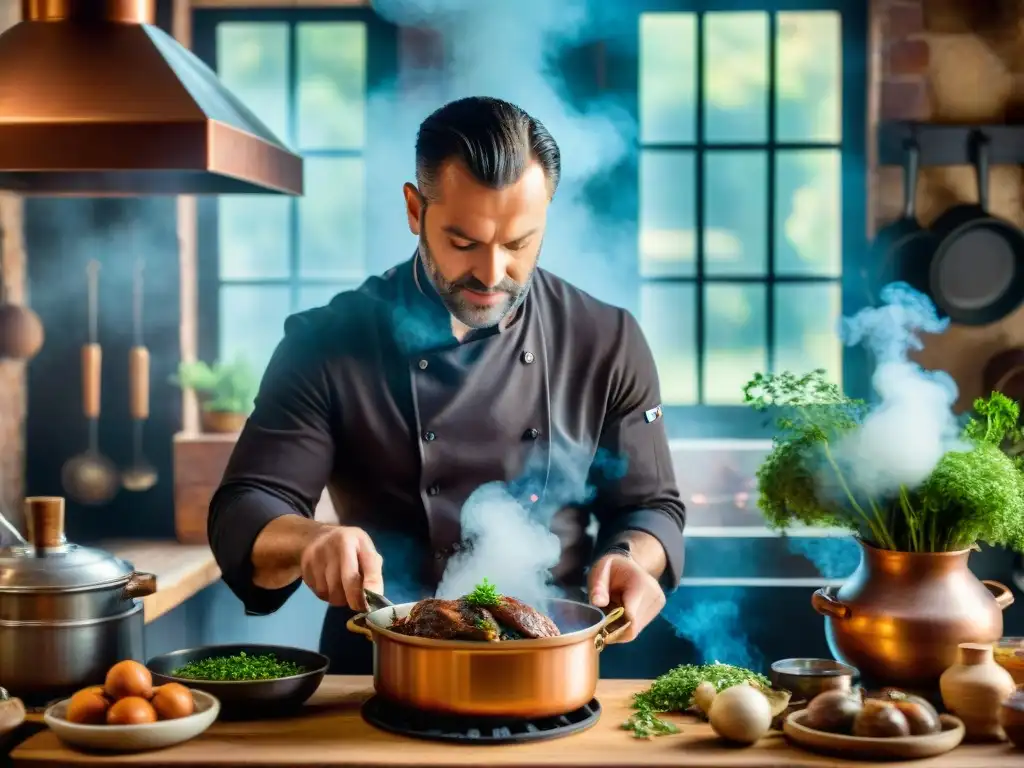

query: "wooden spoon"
left=0, top=225, right=43, bottom=361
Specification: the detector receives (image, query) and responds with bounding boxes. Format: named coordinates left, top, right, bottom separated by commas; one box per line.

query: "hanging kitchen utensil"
left=61, top=260, right=118, bottom=506
left=122, top=259, right=157, bottom=492
left=873, top=138, right=940, bottom=301
left=926, top=132, right=1024, bottom=325
left=0, top=411, right=26, bottom=548
left=0, top=225, right=43, bottom=360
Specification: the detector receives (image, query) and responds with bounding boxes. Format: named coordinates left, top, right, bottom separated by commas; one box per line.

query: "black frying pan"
left=926, top=132, right=1024, bottom=325
left=872, top=139, right=938, bottom=301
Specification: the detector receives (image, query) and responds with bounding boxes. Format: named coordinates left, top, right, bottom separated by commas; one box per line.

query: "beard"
left=418, top=227, right=536, bottom=330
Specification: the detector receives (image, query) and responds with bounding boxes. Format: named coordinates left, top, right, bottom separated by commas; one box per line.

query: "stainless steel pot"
left=347, top=597, right=629, bottom=718
left=0, top=496, right=157, bottom=706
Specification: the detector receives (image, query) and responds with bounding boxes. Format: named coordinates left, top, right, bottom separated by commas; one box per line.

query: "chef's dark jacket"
left=208, top=255, right=686, bottom=673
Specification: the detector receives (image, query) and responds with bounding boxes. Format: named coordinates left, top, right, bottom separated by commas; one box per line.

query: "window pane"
left=704, top=12, right=768, bottom=143
left=775, top=150, right=841, bottom=277
left=216, top=23, right=289, bottom=144
left=774, top=282, right=842, bottom=384
left=640, top=284, right=697, bottom=405
left=299, top=157, right=366, bottom=280
left=640, top=150, right=695, bottom=277
left=704, top=151, right=767, bottom=277
left=219, top=285, right=292, bottom=378
left=218, top=196, right=291, bottom=279
left=703, top=283, right=767, bottom=404
left=297, top=22, right=366, bottom=150
left=777, top=12, right=842, bottom=143
left=639, top=13, right=696, bottom=144
left=297, top=283, right=360, bottom=312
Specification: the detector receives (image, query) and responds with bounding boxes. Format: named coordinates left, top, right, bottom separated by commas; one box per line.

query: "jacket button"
left=427, top=484, right=440, bottom=497
left=417, top=359, right=429, bottom=370
left=521, top=350, right=535, bottom=364
left=523, top=428, right=540, bottom=440
left=423, top=431, right=436, bottom=442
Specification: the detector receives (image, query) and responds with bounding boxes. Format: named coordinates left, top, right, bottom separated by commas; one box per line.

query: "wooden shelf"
left=99, top=540, right=220, bottom=623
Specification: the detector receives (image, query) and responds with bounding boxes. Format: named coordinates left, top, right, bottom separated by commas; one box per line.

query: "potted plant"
left=743, top=367, right=1024, bottom=688
left=173, top=358, right=257, bottom=434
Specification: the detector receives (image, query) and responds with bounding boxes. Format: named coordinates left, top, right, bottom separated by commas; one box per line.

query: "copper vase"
left=811, top=541, right=1015, bottom=688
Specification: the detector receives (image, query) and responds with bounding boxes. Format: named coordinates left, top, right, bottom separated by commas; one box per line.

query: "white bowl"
left=43, top=689, right=220, bottom=752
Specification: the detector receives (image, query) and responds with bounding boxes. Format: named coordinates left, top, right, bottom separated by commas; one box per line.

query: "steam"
left=435, top=437, right=606, bottom=607
left=435, top=483, right=563, bottom=606
left=663, top=589, right=762, bottom=671
left=829, top=282, right=964, bottom=500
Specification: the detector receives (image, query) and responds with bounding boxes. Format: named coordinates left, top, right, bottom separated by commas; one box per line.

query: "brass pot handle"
left=594, top=606, right=630, bottom=651
left=983, top=580, right=1015, bottom=611
left=812, top=587, right=850, bottom=619
left=346, top=612, right=374, bottom=641
left=122, top=571, right=157, bottom=600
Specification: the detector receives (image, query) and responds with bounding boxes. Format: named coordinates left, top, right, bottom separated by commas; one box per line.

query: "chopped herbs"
left=171, top=651, right=305, bottom=681
left=465, top=577, right=502, bottom=607
left=623, top=663, right=769, bottom=738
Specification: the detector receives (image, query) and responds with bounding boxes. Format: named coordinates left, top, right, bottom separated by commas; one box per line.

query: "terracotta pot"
left=811, top=541, right=1014, bottom=689
left=940, top=642, right=1016, bottom=742
left=200, top=410, right=247, bottom=434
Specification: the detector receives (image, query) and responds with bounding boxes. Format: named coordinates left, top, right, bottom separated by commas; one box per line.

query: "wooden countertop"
left=99, top=540, right=220, bottom=623
left=11, top=677, right=1021, bottom=767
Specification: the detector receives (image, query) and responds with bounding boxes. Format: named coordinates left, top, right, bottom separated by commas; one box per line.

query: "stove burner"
left=361, top=696, right=602, bottom=744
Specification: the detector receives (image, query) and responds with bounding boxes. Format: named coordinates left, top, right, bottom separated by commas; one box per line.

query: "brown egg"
left=104, top=660, right=153, bottom=700
left=78, top=685, right=108, bottom=699
left=66, top=690, right=110, bottom=725
left=106, top=696, right=157, bottom=725
left=151, top=683, right=195, bottom=720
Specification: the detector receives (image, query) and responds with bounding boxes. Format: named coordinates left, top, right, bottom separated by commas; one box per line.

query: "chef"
left=208, top=96, right=686, bottom=674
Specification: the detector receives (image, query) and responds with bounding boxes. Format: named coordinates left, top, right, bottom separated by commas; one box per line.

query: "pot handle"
left=122, top=571, right=157, bottom=600
left=812, top=587, right=850, bottom=619
left=983, top=580, right=1015, bottom=611
left=594, top=606, right=630, bottom=651
left=347, top=612, right=374, bottom=642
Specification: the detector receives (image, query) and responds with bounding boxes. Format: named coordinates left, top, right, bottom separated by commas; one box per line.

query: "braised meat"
left=489, top=596, right=560, bottom=639
left=389, top=598, right=499, bottom=641
left=388, top=591, right=560, bottom=642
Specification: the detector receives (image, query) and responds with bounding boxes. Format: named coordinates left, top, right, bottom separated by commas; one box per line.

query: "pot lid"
left=0, top=0, right=303, bottom=196
left=0, top=497, right=134, bottom=591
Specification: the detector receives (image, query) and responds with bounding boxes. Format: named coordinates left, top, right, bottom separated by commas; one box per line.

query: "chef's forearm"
left=251, top=514, right=326, bottom=590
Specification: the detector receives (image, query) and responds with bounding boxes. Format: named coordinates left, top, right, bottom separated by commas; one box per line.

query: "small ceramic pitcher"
left=940, top=642, right=1017, bottom=741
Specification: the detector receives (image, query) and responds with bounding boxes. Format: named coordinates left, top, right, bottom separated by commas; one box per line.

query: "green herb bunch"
left=623, top=663, right=769, bottom=738
left=744, top=370, right=1024, bottom=554
left=465, top=577, right=502, bottom=607
left=171, top=651, right=304, bottom=681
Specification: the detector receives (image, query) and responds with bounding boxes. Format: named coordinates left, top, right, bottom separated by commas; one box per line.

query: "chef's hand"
left=300, top=525, right=383, bottom=610
left=588, top=552, right=665, bottom=643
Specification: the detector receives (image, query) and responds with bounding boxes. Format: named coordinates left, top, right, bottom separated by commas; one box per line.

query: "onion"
left=708, top=684, right=772, bottom=745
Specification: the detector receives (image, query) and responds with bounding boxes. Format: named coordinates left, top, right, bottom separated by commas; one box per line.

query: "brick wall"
left=0, top=0, right=24, bottom=524
left=869, top=0, right=1024, bottom=408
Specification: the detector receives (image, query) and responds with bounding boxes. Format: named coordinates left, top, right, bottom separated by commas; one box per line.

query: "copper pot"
left=812, top=540, right=1014, bottom=689
left=347, top=598, right=629, bottom=718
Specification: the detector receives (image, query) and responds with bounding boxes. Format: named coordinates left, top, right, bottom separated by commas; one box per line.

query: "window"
left=625, top=0, right=868, bottom=438
left=192, top=8, right=398, bottom=375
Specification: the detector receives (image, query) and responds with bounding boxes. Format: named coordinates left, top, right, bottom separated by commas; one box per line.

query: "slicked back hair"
left=415, top=96, right=561, bottom=202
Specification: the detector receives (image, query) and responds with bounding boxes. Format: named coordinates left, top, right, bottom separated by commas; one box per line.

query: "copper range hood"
left=0, top=0, right=303, bottom=196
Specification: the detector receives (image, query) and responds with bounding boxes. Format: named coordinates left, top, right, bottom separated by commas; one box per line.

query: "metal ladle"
left=121, top=259, right=157, bottom=492
left=61, top=259, right=119, bottom=505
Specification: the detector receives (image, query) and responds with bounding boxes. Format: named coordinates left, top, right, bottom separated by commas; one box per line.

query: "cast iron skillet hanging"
left=872, top=139, right=939, bottom=301
left=926, top=131, right=1024, bottom=325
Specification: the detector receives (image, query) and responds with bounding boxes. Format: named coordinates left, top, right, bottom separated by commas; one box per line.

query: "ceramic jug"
left=940, top=643, right=1016, bottom=741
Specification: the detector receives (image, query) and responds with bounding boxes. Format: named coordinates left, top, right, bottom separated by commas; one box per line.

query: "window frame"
left=191, top=6, right=400, bottom=365
left=599, top=0, right=869, bottom=440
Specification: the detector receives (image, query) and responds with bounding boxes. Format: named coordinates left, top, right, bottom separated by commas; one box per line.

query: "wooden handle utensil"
left=129, top=345, right=149, bottom=421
